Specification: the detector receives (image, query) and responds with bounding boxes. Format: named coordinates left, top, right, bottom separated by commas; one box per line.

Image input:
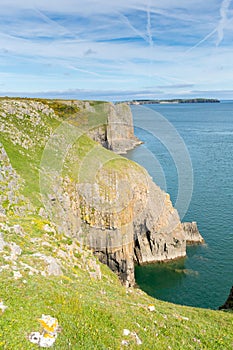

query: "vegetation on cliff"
left=0, top=98, right=232, bottom=349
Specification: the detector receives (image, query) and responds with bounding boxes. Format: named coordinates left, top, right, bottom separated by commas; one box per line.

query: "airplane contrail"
left=118, top=12, right=149, bottom=43
left=216, top=0, right=232, bottom=45
left=67, top=65, right=101, bottom=77
left=146, top=2, right=154, bottom=47
left=184, top=0, right=231, bottom=54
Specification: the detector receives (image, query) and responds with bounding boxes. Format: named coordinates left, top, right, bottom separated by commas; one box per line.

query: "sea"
left=126, top=102, right=233, bottom=309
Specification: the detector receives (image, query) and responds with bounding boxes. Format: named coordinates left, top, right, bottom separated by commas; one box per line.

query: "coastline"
left=124, top=98, right=220, bottom=105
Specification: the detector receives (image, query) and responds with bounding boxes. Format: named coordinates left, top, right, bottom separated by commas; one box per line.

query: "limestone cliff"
left=77, top=156, right=186, bottom=286
left=75, top=101, right=141, bottom=154
left=105, top=103, right=141, bottom=153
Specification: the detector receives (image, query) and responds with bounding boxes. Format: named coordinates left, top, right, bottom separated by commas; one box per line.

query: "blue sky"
left=1, top=0, right=233, bottom=100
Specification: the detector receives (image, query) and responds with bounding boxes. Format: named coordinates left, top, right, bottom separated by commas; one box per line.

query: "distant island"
left=125, top=98, right=220, bottom=105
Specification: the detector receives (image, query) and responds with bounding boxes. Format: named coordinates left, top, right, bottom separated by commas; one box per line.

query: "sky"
left=1, top=0, right=233, bottom=101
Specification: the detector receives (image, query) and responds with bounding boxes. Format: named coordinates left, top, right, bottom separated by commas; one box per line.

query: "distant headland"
left=124, top=98, right=220, bottom=105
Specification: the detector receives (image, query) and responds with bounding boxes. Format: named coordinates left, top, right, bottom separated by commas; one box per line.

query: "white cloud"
left=216, top=0, right=232, bottom=45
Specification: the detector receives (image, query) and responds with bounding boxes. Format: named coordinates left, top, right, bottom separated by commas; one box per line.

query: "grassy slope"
left=0, top=99, right=232, bottom=350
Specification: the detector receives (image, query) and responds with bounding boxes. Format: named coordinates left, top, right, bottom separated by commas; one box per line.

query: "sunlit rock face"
left=182, top=222, right=204, bottom=245
left=78, top=156, right=186, bottom=287
left=105, top=103, right=141, bottom=154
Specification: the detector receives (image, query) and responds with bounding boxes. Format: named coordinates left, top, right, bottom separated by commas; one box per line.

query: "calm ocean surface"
left=126, top=102, right=233, bottom=309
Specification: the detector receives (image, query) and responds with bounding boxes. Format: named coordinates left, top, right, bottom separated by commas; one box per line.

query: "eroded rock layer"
left=77, top=157, right=186, bottom=286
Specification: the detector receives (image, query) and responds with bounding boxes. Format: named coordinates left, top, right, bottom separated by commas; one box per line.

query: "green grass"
left=0, top=136, right=42, bottom=207
left=0, top=265, right=233, bottom=349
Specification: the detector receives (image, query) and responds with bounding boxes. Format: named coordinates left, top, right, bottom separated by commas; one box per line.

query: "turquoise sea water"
left=126, top=102, right=233, bottom=309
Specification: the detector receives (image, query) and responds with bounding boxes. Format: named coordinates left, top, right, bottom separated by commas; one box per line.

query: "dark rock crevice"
left=219, top=286, right=233, bottom=310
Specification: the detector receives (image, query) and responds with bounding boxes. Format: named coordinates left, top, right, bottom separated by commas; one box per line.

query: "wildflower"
left=13, top=270, right=22, bottom=280
left=193, top=337, right=201, bottom=343
left=123, top=329, right=131, bottom=336
left=0, top=300, right=7, bottom=313
left=121, top=340, right=129, bottom=346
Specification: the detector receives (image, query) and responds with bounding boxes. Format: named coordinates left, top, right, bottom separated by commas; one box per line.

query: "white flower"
left=148, top=305, right=155, bottom=312
left=121, top=340, right=129, bottom=346
left=13, top=270, right=22, bottom=279
left=123, top=329, right=131, bottom=336
left=0, top=300, right=8, bottom=313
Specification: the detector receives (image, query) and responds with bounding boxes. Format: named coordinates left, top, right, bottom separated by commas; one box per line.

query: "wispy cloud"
left=157, top=84, right=194, bottom=89
left=216, top=0, right=232, bottom=45
left=33, top=7, right=71, bottom=36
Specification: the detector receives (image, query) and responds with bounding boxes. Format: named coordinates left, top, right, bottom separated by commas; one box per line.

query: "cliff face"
left=84, top=102, right=141, bottom=154
left=105, top=103, right=141, bottom=154
left=77, top=156, right=186, bottom=286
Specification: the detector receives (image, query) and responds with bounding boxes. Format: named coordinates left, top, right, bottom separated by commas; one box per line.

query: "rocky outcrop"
left=219, top=286, right=233, bottom=310
left=77, top=156, right=186, bottom=286
left=134, top=189, right=186, bottom=265
left=105, top=103, right=141, bottom=154
left=82, top=102, right=141, bottom=154
left=182, top=222, right=204, bottom=244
